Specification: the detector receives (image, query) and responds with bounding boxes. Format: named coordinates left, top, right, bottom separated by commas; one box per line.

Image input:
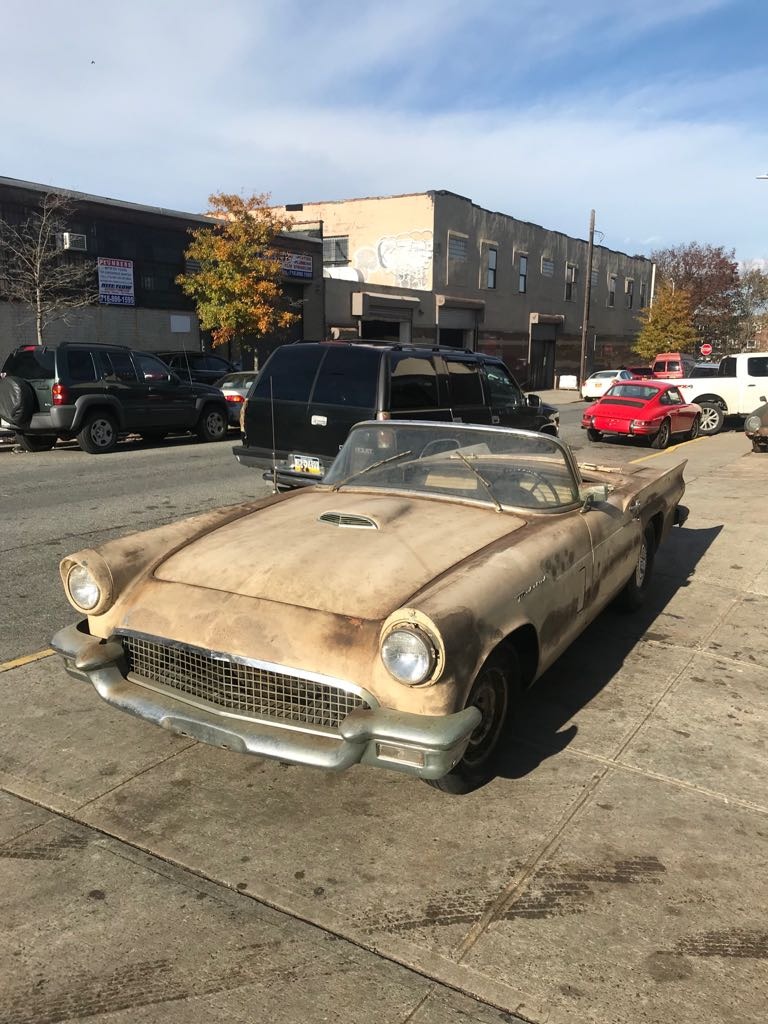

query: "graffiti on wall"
left=356, top=229, right=433, bottom=289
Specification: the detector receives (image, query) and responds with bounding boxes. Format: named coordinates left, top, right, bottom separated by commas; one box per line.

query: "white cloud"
left=2, top=0, right=765, bottom=262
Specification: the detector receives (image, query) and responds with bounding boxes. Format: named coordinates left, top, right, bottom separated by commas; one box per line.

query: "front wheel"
left=77, top=412, right=119, bottom=454
left=195, top=405, right=228, bottom=442
left=615, top=524, right=656, bottom=612
left=425, top=649, right=520, bottom=795
left=698, top=403, right=724, bottom=436
left=687, top=414, right=700, bottom=441
left=586, top=427, right=603, bottom=442
left=14, top=433, right=57, bottom=452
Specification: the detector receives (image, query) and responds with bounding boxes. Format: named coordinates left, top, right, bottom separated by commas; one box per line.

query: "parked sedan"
left=582, top=381, right=701, bottom=449
left=215, top=371, right=260, bottom=427
left=581, top=369, right=635, bottom=400
left=52, top=421, right=687, bottom=795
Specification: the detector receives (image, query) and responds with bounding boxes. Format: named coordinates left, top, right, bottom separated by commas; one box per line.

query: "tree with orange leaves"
left=176, top=192, right=298, bottom=348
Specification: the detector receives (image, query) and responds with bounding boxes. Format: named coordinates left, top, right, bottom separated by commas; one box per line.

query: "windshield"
left=322, top=422, right=580, bottom=512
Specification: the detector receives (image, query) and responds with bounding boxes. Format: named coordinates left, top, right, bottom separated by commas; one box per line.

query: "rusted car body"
left=52, top=422, right=687, bottom=793
left=745, top=401, right=768, bottom=452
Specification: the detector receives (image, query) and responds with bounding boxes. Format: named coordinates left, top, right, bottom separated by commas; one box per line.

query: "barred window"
left=541, top=257, right=554, bottom=277
left=565, top=263, right=577, bottom=301
left=448, top=234, right=468, bottom=261
left=323, top=236, right=349, bottom=265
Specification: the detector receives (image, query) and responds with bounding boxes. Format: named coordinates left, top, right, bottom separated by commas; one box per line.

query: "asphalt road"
left=0, top=433, right=273, bottom=662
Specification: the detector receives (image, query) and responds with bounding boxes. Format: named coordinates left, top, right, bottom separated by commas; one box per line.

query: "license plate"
left=290, top=454, right=322, bottom=475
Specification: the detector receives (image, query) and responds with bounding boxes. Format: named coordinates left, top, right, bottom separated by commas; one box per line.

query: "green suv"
left=0, top=343, right=229, bottom=454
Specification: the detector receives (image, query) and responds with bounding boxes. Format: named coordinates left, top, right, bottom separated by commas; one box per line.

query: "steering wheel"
left=503, top=466, right=561, bottom=505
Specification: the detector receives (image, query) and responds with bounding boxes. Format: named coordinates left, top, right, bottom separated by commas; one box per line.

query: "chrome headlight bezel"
left=380, top=624, right=439, bottom=686
left=745, top=414, right=762, bottom=433
left=60, top=552, right=115, bottom=615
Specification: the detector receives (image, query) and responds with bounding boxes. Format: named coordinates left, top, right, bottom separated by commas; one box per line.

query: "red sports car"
left=582, top=381, right=701, bottom=449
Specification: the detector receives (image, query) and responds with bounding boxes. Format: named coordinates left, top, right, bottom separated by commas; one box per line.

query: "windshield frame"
left=319, top=420, right=583, bottom=515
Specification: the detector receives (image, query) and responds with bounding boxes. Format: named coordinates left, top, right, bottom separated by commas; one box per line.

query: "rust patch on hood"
left=153, top=490, right=525, bottom=620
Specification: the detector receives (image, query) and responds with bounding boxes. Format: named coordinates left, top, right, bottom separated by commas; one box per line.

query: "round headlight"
left=67, top=564, right=101, bottom=611
left=745, top=414, right=762, bottom=433
left=381, top=627, right=437, bottom=685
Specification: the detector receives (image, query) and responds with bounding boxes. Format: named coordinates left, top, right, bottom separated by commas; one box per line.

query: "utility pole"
left=579, top=209, right=595, bottom=385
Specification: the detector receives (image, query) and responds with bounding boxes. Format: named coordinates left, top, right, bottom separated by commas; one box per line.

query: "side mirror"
left=526, top=393, right=542, bottom=408
left=580, top=483, right=610, bottom=513
left=761, top=395, right=766, bottom=403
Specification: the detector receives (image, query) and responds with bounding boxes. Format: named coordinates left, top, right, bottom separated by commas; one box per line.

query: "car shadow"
left=494, top=522, right=723, bottom=781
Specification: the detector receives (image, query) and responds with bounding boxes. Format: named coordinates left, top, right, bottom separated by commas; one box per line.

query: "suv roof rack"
left=57, top=341, right=132, bottom=351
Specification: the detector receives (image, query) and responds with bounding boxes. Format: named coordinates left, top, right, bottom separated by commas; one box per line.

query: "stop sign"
left=700, top=343, right=713, bottom=357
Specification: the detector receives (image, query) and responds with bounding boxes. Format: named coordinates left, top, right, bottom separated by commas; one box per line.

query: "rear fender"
left=71, top=396, right=126, bottom=431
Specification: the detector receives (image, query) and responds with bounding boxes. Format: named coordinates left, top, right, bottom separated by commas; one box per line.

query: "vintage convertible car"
left=52, top=422, right=687, bottom=794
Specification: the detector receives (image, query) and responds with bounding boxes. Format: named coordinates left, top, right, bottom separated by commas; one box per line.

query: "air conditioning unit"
left=62, top=232, right=87, bottom=252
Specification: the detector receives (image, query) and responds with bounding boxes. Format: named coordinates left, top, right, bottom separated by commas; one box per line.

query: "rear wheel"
left=196, top=405, right=228, bottom=442
left=586, top=427, right=603, bottom=442
left=652, top=418, right=671, bottom=449
left=425, top=649, right=520, bottom=795
left=615, top=524, right=656, bottom=612
left=77, top=412, right=119, bottom=454
left=14, top=433, right=56, bottom=452
left=698, top=403, right=724, bottom=436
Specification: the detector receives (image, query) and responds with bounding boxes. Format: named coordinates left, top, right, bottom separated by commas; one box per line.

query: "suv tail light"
left=52, top=382, right=70, bottom=406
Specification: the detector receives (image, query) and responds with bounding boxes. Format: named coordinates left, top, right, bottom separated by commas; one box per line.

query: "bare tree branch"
left=0, top=192, right=98, bottom=343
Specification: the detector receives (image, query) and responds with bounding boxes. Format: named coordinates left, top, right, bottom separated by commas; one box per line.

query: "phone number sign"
left=98, top=257, right=135, bottom=306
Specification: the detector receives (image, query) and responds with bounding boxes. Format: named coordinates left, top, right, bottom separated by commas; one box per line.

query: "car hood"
left=153, top=489, right=526, bottom=619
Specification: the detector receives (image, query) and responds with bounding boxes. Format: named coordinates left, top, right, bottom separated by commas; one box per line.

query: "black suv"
left=0, top=343, right=230, bottom=454
left=153, top=350, right=236, bottom=385
left=233, top=342, right=559, bottom=487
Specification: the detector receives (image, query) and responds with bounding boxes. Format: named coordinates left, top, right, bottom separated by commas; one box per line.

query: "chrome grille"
left=120, top=634, right=370, bottom=729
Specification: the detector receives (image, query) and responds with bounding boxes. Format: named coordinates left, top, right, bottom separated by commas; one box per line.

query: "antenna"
left=270, top=376, right=278, bottom=494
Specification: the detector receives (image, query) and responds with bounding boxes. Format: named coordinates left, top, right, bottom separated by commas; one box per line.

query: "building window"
left=447, top=232, right=469, bottom=286
left=486, top=246, right=497, bottom=289
left=608, top=274, right=617, bottom=308
left=541, top=256, right=554, bottom=277
left=639, top=279, right=647, bottom=307
left=565, top=263, right=577, bottom=302
left=591, top=268, right=599, bottom=289
left=625, top=278, right=634, bottom=309
left=518, top=253, right=528, bottom=293
left=323, top=235, right=349, bottom=265
left=448, top=234, right=468, bottom=262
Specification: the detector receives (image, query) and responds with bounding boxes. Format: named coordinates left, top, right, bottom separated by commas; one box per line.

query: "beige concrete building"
left=281, top=190, right=654, bottom=388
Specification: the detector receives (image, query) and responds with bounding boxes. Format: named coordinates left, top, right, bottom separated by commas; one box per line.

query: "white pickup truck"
left=656, top=352, right=768, bottom=435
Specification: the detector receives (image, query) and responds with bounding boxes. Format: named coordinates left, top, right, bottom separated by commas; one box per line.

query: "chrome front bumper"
left=51, top=623, right=481, bottom=780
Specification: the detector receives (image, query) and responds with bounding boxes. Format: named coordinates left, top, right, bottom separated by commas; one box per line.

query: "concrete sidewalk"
left=1, top=433, right=767, bottom=1024
left=530, top=387, right=583, bottom=405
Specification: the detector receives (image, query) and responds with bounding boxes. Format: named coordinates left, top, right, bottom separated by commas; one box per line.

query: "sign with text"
left=98, top=257, right=135, bottom=306
left=700, top=342, right=713, bottom=357
left=281, top=251, right=313, bottom=280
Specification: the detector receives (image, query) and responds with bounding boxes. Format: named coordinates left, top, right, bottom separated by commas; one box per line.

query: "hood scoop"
left=318, top=511, right=378, bottom=530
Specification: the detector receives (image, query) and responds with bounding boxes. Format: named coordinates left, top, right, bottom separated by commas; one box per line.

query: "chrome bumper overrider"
left=51, top=622, right=481, bottom=780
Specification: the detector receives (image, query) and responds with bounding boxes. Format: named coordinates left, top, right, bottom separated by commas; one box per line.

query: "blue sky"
left=3, top=0, right=768, bottom=263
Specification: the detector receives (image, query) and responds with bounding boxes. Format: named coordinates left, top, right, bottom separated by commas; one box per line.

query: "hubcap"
left=465, top=668, right=507, bottom=767
left=635, top=538, right=648, bottom=587
left=91, top=419, right=114, bottom=447
left=207, top=411, right=224, bottom=435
